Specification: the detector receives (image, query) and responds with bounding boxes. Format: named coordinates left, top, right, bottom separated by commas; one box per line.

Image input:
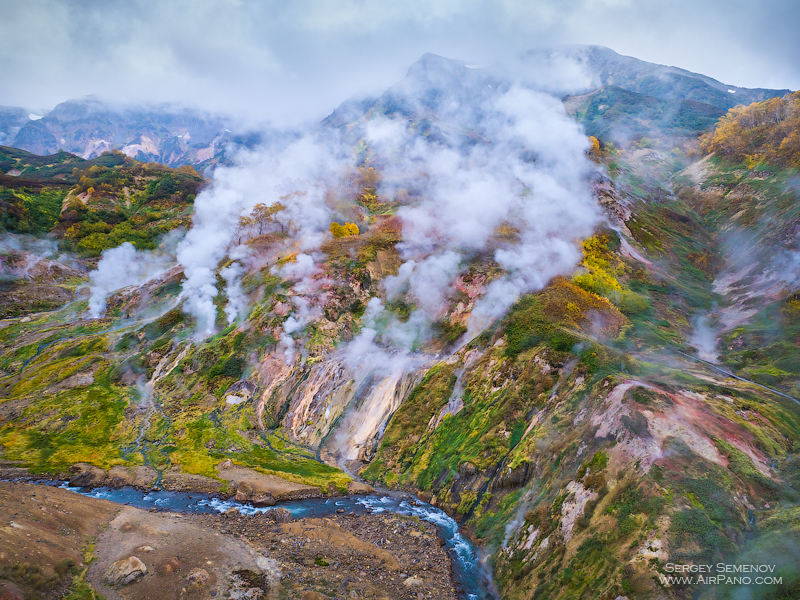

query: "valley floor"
left=0, top=481, right=457, bottom=600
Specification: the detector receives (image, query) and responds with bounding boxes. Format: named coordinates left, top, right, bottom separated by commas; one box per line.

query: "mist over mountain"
left=1, top=46, right=791, bottom=169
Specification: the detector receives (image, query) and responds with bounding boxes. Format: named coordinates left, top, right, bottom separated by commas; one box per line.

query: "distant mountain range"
left=326, top=46, right=791, bottom=145
left=0, top=45, right=793, bottom=168
left=0, top=97, right=235, bottom=170
left=572, top=45, right=788, bottom=108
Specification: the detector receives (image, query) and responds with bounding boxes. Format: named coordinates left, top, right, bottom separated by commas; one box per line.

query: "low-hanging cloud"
left=2, top=0, right=797, bottom=124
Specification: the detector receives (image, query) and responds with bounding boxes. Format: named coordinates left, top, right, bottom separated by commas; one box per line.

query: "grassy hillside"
left=361, top=134, right=800, bottom=598
left=0, top=146, right=203, bottom=255
left=565, top=86, right=725, bottom=144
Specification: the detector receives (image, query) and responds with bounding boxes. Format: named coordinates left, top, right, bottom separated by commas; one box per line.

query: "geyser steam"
left=175, top=136, right=349, bottom=336
left=85, top=51, right=603, bottom=406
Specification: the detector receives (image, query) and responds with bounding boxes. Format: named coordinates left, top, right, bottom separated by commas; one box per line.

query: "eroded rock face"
left=104, top=555, right=148, bottom=585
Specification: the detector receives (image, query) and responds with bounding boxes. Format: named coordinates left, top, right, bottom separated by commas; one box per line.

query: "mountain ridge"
left=1, top=45, right=791, bottom=170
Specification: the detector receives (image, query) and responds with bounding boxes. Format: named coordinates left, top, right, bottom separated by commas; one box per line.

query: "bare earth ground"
left=0, top=481, right=456, bottom=599
left=0, top=481, right=118, bottom=573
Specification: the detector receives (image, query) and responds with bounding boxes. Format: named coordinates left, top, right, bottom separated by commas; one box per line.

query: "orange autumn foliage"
left=700, top=92, right=800, bottom=167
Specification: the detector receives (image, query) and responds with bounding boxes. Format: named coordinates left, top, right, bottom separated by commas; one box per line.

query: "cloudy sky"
left=2, top=0, right=798, bottom=124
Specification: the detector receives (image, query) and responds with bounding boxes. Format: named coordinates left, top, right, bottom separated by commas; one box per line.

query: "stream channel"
left=55, top=482, right=497, bottom=600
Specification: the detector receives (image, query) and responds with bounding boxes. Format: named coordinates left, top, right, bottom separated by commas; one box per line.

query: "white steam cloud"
left=83, top=52, right=601, bottom=403
left=220, top=261, right=246, bottom=324
left=79, top=52, right=605, bottom=471
left=177, top=136, right=349, bottom=335
left=351, top=79, right=599, bottom=353
left=88, top=240, right=176, bottom=318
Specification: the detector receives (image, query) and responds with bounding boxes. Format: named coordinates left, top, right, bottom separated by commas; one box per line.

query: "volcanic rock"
left=104, top=556, right=148, bottom=585
left=186, top=567, right=210, bottom=587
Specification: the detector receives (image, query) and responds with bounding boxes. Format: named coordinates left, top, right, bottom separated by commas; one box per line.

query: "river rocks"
left=235, top=481, right=252, bottom=503
left=104, top=556, right=148, bottom=585
left=200, top=509, right=457, bottom=600
left=233, top=482, right=276, bottom=506
left=132, top=466, right=158, bottom=488
left=68, top=463, right=106, bottom=487
left=186, top=567, right=210, bottom=587
left=107, top=466, right=134, bottom=488
left=264, top=507, right=292, bottom=523
left=161, top=467, right=225, bottom=494
left=252, top=493, right=276, bottom=507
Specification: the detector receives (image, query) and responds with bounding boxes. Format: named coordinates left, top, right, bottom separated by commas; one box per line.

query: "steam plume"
left=88, top=241, right=175, bottom=318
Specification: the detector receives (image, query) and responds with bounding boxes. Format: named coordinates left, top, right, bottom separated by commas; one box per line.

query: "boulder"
left=234, top=480, right=254, bottom=503
left=346, top=480, right=375, bottom=495
left=132, top=466, right=158, bottom=488
left=104, top=556, right=148, bottom=585
left=186, top=567, right=210, bottom=587
left=107, top=466, right=134, bottom=488
left=403, top=576, right=423, bottom=588
left=68, top=463, right=106, bottom=487
left=274, top=507, right=292, bottom=523
left=251, top=493, right=276, bottom=507
left=265, top=507, right=292, bottom=523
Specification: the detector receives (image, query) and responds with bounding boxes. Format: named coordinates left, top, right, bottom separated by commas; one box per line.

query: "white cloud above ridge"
left=1, top=0, right=797, bottom=124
